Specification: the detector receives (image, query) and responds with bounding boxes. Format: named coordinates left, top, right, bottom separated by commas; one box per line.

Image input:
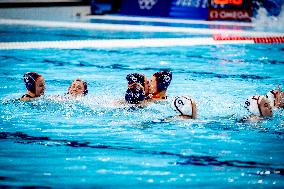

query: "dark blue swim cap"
left=153, top=71, right=172, bottom=92
left=125, top=83, right=145, bottom=104
left=126, top=73, right=146, bottom=86
left=23, top=72, right=41, bottom=93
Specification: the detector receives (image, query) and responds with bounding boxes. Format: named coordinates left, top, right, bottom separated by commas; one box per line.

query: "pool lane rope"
left=0, top=38, right=256, bottom=50
left=213, top=34, right=284, bottom=43
left=1, top=35, right=283, bottom=50
left=0, top=19, right=283, bottom=50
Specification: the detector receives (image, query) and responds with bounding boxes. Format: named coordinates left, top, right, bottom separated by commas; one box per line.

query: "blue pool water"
left=0, top=20, right=284, bottom=188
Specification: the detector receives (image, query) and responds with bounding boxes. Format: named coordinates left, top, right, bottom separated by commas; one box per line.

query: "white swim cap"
left=244, top=95, right=264, bottom=116
left=171, top=96, right=194, bottom=116
left=266, top=90, right=277, bottom=108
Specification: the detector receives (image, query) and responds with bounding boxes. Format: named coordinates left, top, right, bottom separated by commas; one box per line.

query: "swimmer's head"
left=126, top=73, right=146, bottom=85
left=171, top=96, right=197, bottom=118
left=68, top=78, right=88, bottom=97
left=23, top=72, right=45, bottom=96
left=125, top=83, right=145, bottom=104
left=244, top=95, right=272, bottom=117
left=151, top=71, right=172, bottom=94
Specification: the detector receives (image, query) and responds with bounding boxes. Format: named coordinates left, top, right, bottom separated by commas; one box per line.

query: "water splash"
left=253, top=5, right=284, bottom=32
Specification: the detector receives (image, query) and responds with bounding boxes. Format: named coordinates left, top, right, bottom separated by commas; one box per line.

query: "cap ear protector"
left=244, top=95, right=264, bottom=116
left=171, top=96, right=194, bottom=116
left=23, top=72, right=41, bottom=93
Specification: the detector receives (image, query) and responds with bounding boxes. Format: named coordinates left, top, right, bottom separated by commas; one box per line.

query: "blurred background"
left=0, top=0, right=283, bottom=21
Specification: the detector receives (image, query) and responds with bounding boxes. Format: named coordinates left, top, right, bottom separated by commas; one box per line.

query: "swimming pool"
left=0, top=15, right=284, bottom=188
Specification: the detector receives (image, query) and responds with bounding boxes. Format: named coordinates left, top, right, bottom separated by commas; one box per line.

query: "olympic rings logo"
left=138, top=0, right=158, bottom=10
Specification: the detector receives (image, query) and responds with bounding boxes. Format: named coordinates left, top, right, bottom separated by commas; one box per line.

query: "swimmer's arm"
left=238, top=115, right=264, bottom=122
left=151, top=116, right=173, bottom=123
left=153, top=115, right=193, bottom=123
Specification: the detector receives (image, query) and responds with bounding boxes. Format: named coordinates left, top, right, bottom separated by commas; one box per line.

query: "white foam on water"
left=253, top=6, right=284, bottom=32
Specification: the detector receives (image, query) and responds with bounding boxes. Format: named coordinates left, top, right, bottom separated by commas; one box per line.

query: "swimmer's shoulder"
left=20, top=94, right=34, bottom=101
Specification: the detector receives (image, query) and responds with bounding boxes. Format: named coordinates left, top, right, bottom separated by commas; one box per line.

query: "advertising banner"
left=208, top=0, right=252, bottom=21
left=169, top=0, right=208, bottom=19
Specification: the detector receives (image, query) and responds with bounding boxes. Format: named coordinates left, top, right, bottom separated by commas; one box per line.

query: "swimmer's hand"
left=239, top=115, right=265, bottom=122
left=152, top=117, right=172, bottom=123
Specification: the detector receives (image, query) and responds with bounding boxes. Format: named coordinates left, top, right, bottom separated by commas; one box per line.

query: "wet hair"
left=125, top=83, right=145, bottom=104
left=153, top=71, right=172, bottom=92
left=23, top=72, right=41, bottom=93
left=126, top=73, right=146, bottom=86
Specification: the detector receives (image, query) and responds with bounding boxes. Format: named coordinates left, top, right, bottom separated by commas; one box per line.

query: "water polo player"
left=150, top=71, right=172, bottom=100
left=171, top=96, right=197, bottom=119
left=243, top=95, right=273, bottom=120
left=126, top=73, right=150, bottom=98
left=20, top=72, right=46, bottom=101
left=67, top=78, right=88, bottom=97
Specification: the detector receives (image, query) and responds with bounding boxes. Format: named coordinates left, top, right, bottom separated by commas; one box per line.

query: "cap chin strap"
left=258, top=103, right=263, bottom=117
left=252, top=96, right=263, bottom=116
left=268, top=90, right=277, bottom=107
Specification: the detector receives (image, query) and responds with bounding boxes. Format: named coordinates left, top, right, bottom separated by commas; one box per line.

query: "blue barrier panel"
left=120, top=0, right=172, bottom=17
left=169, top=0, right=208, bottom=20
